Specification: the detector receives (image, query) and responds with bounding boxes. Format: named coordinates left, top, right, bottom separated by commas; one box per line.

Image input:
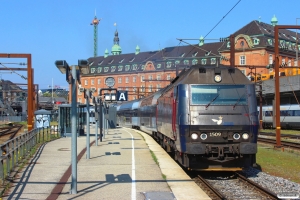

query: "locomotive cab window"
left=191, top=85, right=247, bottom=105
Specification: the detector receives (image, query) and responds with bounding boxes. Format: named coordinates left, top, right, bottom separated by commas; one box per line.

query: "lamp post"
left=55, top=59, right=89, bottom=194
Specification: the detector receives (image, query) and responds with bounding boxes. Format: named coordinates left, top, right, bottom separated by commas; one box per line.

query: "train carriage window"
left=190, top=85, right=247, bottom=105
left=265, top=111, right=273, bottom=116
left=294, top=110, right=300, bottom=116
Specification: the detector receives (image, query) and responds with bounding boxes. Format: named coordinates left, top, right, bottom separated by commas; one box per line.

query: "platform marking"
left=124, top=129, right=136, bottom=200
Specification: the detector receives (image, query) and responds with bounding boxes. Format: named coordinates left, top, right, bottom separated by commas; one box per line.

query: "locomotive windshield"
left=191, top=85, right=247, bottom=105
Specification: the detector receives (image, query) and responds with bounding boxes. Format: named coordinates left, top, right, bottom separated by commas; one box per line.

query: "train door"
left=172, top=86, right=178, bottom=140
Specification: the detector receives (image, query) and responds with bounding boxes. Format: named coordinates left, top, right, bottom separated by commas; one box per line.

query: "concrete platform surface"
left=2, top=126, right=210, bottom=200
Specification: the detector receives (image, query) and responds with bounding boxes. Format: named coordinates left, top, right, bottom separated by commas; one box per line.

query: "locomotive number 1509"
left=209, top=132, right=222, bottom=137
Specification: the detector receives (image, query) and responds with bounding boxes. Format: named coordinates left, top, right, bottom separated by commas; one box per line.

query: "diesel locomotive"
left=117, top=64, right=258, bottom=171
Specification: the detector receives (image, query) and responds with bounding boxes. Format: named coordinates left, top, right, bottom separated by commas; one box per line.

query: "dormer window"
left=89, top=61, right=94, bottom=67
left=180, top=53, right=185, bottom=57
left=118, top=65, right=123, bottom=71
left=119, top=59, right=124, bottom=63
left=227, top=41, right=230, bottom=48
left=132, top=64, right=138, bottom=70
left=98, top=60, right=103, bottom=65
left=268, top=39, right=273, bottom=46
left=111, top=66, right=116, bottom=72
left=104, top=67, right=109, bottom=72
left=129, top=57, right=135, bottom=62
left=205, top=51, right=211, bottom=56
left=192, top=52, right=198, bottom=57
left=282, top=33, right=289, bottom=38
left=253, top=38, right=260, bottom=45
left=211, top=58, right=216, bottom=64
left=166, top=61, right=172, bottom=68
left=108, top=59, right=114, bottom=64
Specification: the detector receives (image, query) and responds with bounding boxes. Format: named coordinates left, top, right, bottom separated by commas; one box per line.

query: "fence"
left=0, top=116, right=26, bottom=123
left=0, top=125, right=60, bottom=185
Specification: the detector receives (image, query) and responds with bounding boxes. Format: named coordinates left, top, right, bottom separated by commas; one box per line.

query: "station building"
left=79, top=16, right=300, bottom=103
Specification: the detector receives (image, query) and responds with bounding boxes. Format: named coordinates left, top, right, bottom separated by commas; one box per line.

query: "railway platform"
left=2, top=126, right=210, bottom=200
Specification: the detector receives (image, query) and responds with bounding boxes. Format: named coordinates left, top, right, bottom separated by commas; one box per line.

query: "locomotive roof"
left=171, top=64, right=252, bottom=85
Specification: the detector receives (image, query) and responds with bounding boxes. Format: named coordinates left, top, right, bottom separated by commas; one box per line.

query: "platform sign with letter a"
left=117, top=91, right=128, bottom=101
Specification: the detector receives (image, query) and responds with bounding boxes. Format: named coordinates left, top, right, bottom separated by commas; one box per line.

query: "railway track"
left=0, top=124, right=23, bottom=143
left=259, top=132, right=300, bottom=139
left=258, top=137, right=300, bottom=150
left=194, top=172, right=278, bottom=200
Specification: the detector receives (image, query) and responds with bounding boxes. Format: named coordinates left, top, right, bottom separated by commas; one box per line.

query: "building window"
left=167, top=74, right=171, bottom=80
left=141, top=76, right=145, bottom=82
left=78, top=98, right=82, bottom=103
left=240, top=55, right=246, bottom=65
left=149, top=75, right=153, bottom=80
left=125, top=77, right=129, bottom=83
left=97, top=79, right=101, bottom=84
left=133, top=96, right=136, bottom=100
left=91, top=79, right=94, bottom=85
left=240, top=70, right=246, bottom=75
left=126, top=87, right=128, bottom=91
left=133, top=87, right=137, bottom=93
left=157, top=74, right=161, bottom=80
left=149, top=85, right=152, bottom=92
left=141, top=85, right=145, bottom=92
left=133, top=76, right=136, bottom=83
left=118, top=77, right=122, bottom=83
left=294, top=60, right=298, bottom=67
left=78, top=88, right=82, bottom=95
left=184, top=60, right=189, bottom=65
left=282, top=58, right=286, bottom=66
left=288, top=59, right=291, bottom=66
left=269, top=54, right=273, bottom=64
left=192, top=59, right=198, bottom=65
left=84, top=80, right=88, bottom=86
left=201, top=59, right=207, bottom=65
left=157, top=84, right=161, bottom=91
left=253, top=38, right=260, bottom=45
left=166, top=62, right=172, bottom=68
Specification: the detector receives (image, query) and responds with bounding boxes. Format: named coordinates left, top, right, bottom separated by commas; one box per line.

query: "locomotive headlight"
left=242, top=133, right=249, bottom=140
left=191, top=133, right=198, bottom=140
left=233, top=133, right=240, bottom=140
left=214, top=75, right=222, bottom=83
left=200, top=133, right=207, bottom=140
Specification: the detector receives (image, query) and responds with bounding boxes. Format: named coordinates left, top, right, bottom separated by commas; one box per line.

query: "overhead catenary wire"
left=203, top=0, right=242, bottom=39
left=174, top=0, right=241, bottom=60
left=0, top=63, right=27, bottom=80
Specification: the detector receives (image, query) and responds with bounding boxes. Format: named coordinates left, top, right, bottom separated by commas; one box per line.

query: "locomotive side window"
left=190, top=85, right=247, bottom=105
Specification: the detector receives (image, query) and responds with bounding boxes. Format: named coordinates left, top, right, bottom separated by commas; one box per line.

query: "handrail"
left=0, top=125, right=60, bottom=186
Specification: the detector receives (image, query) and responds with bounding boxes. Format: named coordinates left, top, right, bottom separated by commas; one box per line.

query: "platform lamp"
left=55, top=59, right=89, bottom=195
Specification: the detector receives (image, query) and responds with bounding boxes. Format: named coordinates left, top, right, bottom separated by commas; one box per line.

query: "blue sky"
left=1, top=0, right=300, bottom=90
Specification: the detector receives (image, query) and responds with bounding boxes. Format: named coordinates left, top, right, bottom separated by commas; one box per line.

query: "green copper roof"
left=111, top=44, right=122, bottom=55
left=104, top=49, right=109, bottom=58
left=271, top=15, right=278, bottom=26
left=135, top=45, right=140, bottom=55
left=199, top=36, right=204, bottom=46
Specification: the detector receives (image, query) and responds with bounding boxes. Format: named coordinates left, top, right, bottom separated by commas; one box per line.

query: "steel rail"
left=195, top=175, right=225, bottom=200
left=235, top=172, right=278, bottom=200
